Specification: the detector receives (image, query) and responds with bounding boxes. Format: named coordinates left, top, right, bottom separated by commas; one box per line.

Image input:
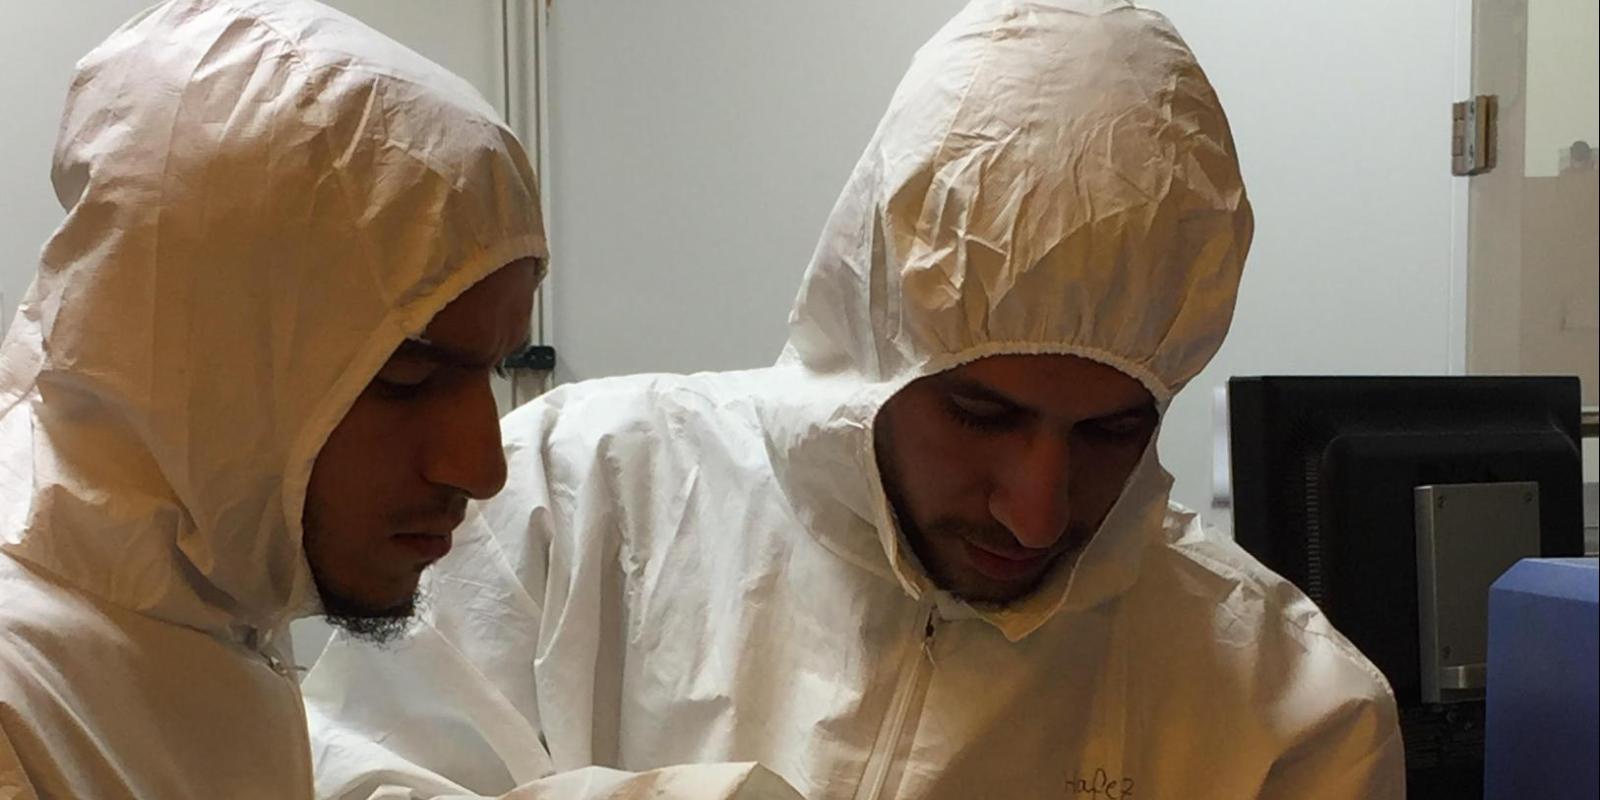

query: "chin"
left=965, top=588, right=1031, bottom=606
left=951, top=573, right=1049, bottom=606
left=364, top=582, right=422, bottom=616
left=315, top=570, right=420, bottom=620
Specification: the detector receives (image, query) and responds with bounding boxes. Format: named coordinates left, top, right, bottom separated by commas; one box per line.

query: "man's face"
left=302, top=258, right=541, bottom=635
left=874, top=354, right=1158, bottom=604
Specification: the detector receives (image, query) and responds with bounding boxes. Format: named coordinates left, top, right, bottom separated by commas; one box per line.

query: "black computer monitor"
left=1227, top=376, right=1584, bottom=799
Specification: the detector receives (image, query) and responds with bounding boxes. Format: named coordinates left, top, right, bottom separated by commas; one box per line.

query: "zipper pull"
left=921, top=608, right=938, bottom=666
left=247, top=626, right=296, bottom=679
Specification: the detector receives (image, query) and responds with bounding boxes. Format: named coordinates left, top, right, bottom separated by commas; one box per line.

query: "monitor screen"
left=1227, top=375, right=1584, bottom=798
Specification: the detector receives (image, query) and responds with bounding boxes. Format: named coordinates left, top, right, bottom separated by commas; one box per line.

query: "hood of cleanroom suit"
left=0, top=1, right=544, bottom=797
left=304, top=1, right=1403, bottom=799
left=769, top=0, right=1254, bottom=640
left=0, top=0, right=544, bottom=637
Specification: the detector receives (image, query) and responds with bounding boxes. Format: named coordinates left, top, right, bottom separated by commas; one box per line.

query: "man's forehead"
left=937, top=353, right=1154, bottom=415
left=412, top=259, right=541, bottom=364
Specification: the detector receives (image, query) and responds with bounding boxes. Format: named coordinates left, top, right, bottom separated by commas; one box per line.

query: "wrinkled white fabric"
left=306, top=1, right=1403, bottom=798
left=0, top=0, right=546, bottom=797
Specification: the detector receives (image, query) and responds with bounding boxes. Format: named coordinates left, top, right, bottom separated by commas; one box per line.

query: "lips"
left=963, top=541, right=1051, bottom=582
left=392, top=532, right=452, bottom=562
left=392, top=515, right=463, bottom=558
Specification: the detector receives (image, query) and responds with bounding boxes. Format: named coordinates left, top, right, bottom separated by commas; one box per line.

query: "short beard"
left=874, top=422, right=962, bottom=596
left=320, top=589, right=421, bottom=646
left=873, top=418, right=1076, bottom=606
left=307, top=554, right=424, bottom=647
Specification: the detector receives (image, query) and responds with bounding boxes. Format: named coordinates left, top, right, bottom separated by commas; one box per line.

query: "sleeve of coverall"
left=303, top=539, right=802, bottom=800
left=0, top=728, right=43, bottom=800
left=1256, top=689, right=1406, bottom=800
left=302, top=426, right=805, bottom=800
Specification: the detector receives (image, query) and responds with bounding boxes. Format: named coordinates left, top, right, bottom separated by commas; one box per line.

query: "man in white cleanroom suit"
left=0, top=2, right=795, bottom=799
left=306, top=1, right=1405, bottom=798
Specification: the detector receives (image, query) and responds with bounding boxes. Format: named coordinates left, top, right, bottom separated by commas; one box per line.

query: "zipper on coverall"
left=253, top=626, right=317, bottom=798
left=855, top=605, right=938, bottom=800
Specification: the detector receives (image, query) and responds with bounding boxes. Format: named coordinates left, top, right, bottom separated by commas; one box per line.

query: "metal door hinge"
left=1452, top=95, right=1498, bottom=176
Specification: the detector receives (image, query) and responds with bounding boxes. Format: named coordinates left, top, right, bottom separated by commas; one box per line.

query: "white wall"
left=543, top=0, right=969, bottom=381
left=545, top=1, right=1467, bottom=519
left=0, top=1, right=152, bottom=337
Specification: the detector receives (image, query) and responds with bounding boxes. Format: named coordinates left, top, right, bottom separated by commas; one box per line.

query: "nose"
left=421, top=375, right=507, bottom=500
left=989, top=433, right=1073, bottom=551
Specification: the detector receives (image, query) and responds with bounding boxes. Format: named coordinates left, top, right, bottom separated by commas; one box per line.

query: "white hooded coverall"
left=0, top=1, right=793, bottom=798
left=306, top=1, right=1405, bottom=798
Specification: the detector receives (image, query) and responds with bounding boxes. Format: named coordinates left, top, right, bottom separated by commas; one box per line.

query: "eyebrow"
left=943, top=376, right=1158, bottom=421
left=1096, top=402, right=1159, bottom=421
left=399, top=334, right=531, bottom=370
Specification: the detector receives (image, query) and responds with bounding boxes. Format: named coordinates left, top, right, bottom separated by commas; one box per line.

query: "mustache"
left=387, top=495, right=469, bottom=532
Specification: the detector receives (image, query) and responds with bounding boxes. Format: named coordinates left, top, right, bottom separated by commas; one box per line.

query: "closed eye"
left=1081, top=410, right=1157, bottom=440
left=946, top=393, right=1023, bottom=432
left=374, top=359, right=438, bottom=390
